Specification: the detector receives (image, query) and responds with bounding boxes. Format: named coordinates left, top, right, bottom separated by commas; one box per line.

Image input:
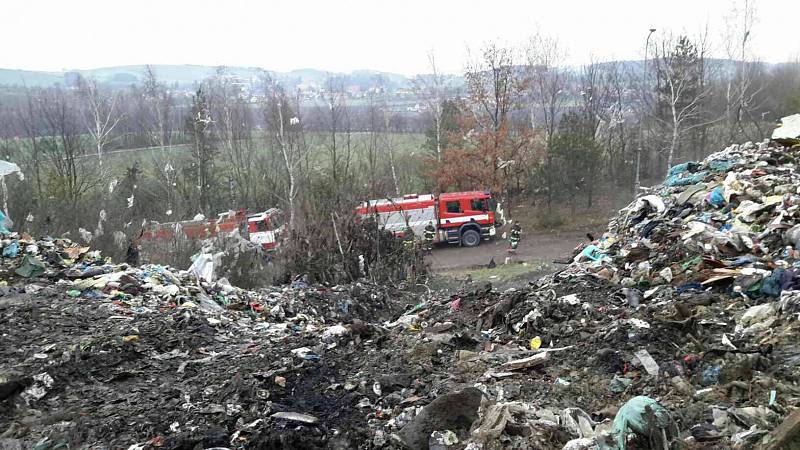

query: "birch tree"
left=653, top=35, right=712, bottom=174
left=263, top=80, right=309, bottom=231
left=77, top=77, right=123, bottom=166
left=185, top=88, right=216, bottom=215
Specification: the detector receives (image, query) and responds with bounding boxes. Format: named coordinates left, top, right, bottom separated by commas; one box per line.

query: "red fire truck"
left=141, top=208, right=285, bottom=252
left=356, top=191, right=501, bottom=247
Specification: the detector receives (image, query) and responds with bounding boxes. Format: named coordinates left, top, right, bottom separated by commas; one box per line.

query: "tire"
left=461, top=229, right=481, bottom=247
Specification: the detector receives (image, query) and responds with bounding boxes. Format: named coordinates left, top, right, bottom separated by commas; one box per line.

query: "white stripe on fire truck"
left=439, top=214, right=490, bottom=224
left=382, top=214, right=490, bottom=229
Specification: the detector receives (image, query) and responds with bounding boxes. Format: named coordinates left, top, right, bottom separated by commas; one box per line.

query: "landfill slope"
left=5, top=136, right=800, bottom=449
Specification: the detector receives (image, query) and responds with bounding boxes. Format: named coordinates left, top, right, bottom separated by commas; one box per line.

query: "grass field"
left=2, top=131, right=427, bottom=170
left=437, top=260, right=552, bottom=282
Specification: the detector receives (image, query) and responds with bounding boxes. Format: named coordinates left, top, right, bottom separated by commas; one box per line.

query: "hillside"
left=0, top=64, right=414, bottom=90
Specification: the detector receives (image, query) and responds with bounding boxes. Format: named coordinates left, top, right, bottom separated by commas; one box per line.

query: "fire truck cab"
left=357, top=191, right=500, bottom=247
left=245, top=208, right=284, bottom=252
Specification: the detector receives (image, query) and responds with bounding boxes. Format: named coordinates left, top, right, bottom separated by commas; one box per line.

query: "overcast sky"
left=3, top=0, right=799, bottom=75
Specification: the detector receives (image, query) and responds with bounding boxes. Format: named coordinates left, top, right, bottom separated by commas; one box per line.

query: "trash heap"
left=372, top=268, right=797, bottom=449
left=578, top=139, right=800, bottom=298
left=343, top=136, right=800, bottom=449
left=7, top=132, right=800, bottom=450
left=0, top=229, right=415, bottom=449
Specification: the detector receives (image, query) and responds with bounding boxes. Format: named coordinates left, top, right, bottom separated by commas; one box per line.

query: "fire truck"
left=356, top=191, right=501, bottom=247
left=141, top=208, right=285, bottom=252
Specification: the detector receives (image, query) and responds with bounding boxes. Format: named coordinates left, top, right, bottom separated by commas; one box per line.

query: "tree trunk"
left=667, top=120, right=679, bottom=177
left=388, top=144, right=400, bottom=196
left=434, top=114, right=442, bottom=163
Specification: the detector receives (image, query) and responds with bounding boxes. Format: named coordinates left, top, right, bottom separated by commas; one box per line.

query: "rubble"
left=772, top=113, right=800, bottom=146
left=5, top=131, right=800, bottom=449
left=395, top=388, right=483, bottom=450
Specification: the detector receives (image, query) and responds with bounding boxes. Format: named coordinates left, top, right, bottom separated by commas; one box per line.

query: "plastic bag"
left=609, top=396, right=677, bottom=450
left=3, top=241, right=19, bottom=257
left=0, top=210, right=10, bottom=234
left=188, top=252, right=219, bottom=283
left=15, top=255, right=46, bottom=278
left=706, top=186, right=726, bottom=207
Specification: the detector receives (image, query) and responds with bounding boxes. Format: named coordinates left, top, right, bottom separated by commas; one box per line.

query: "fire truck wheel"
left=461, top=229, right=481, bottom=247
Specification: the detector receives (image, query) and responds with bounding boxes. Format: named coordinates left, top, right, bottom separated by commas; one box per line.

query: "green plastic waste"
left=66, top=290, right=81, bottom=298
left=408, top=302, right=427, bottom=313
left=607, top=396, right=678, bottom=450
left=708, top=159, right=734, bottom=172
left=665, top=170, right=708, bottom=187
left=681, top=256, right=702, bottom=271
left=608, top=375, right=633, bottom=394
left=15, top=255, right=46, bottom=278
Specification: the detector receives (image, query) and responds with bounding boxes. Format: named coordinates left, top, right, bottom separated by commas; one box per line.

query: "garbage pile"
left=370, top=267, right=797, bottom=449
left=7, top=133, right=800, bottom=450
left=0, top=230, right=415, bottom=449
left=572, top=139, right=800, bottom=298
left=333, top=135, right=800, bottom=449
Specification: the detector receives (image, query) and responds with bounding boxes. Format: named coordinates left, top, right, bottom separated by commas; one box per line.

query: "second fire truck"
left=141, top=208, right=285, bottom=252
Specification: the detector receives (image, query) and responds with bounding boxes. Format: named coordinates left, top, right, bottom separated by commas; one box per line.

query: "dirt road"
left=427, top=229, right=594, bottom=270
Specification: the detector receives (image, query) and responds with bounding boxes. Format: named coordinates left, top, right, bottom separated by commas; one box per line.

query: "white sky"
left=2, top=0, right=799, bottom=75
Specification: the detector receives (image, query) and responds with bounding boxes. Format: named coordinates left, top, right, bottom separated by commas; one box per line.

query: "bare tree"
left=652, top=34, right=714, bottom=174
left=318, top=75, right=355, bottom=201
left=722, top=0, right=765, bottom=141
left=526, top=33, right=569, bottom=144
left=208, top=68, right=258, bottom=208
left=412, top=51, right=452, bottom=162
left=186, top=88, right=216, bottom=215
left=364, top=89, right=382, bottom=198
left=377, top=76, right=401, bottom=196
left=77, top=77, right=123, bottom=166
left=141, top=66, right=174, bottom=151
left=138, top=66, right=178, bottom=215
left=456, top=42, right=531, bottom=210
left=14, top=87, right=44, bottom=198
left=591, top=60, right=631, bottom=184
left=39, top=87, right=102, bottom=209
left=263, top=79, right=310, bottom=231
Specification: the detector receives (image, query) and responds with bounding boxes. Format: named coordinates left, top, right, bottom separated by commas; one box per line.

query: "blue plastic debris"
left=3, top=241, right=19, bottom=257
left=707, top=186, right=726, bottom=207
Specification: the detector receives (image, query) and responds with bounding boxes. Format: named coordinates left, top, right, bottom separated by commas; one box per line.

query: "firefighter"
left=508, top=220, right=521, bottom=253
left=126, top=237, right=140, bottom=266
left=402, top=226, right=415, bottom=250
left=423, top=222, right=436, bottom=251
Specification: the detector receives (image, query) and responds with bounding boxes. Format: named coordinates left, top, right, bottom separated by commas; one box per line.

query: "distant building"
left=345, top=85, right=362, bottom=97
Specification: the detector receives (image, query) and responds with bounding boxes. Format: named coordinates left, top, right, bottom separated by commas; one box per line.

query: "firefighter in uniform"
left=423, top=222, right=436, bottom=252
left=403, top=227, right=415, bottom=250
left=125, top=238, right=140, bottom=266
left=508, top=220, right=521, bottom=253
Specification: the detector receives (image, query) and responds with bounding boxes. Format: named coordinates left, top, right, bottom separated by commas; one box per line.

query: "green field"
left=2, top=131, right=427, bottom=168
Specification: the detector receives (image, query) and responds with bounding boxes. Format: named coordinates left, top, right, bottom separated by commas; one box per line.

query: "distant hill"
left=0, top=64, right=415, bottom=91
left=0, top=59, right=783, bottom=92
left=0, top=69, right=64, bottom=87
